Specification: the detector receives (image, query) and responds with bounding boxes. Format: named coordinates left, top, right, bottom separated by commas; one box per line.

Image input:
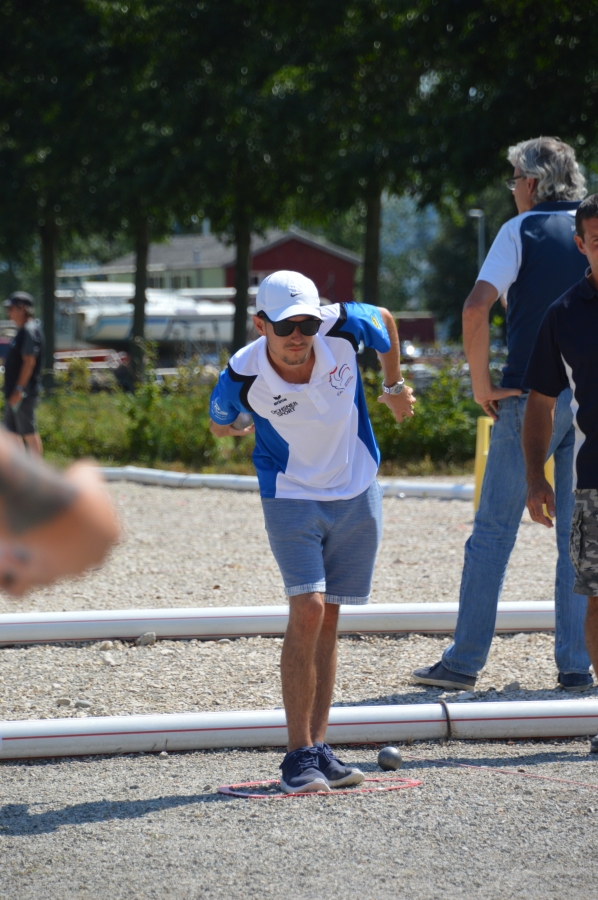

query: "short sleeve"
left=21, top=325, right=41, bottom=357
left=340, top=303, right=391, bottom=353
left=523, top=306, right=568, bottom=397
left=209, top=366, right=244, bottom=425
left=477, top=218, right=522, bottom=298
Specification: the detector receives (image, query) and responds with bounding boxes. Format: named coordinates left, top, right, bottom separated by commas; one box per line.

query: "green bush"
left=37, top=365, right=478, bottom=471
left=363, top=368, right=479, bottom=463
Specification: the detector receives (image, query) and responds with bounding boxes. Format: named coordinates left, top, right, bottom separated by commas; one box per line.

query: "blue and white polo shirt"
left=524, top=271, right=598, bottom=490
left=210, top=302, right=391, bottom=500
left=477, top=200, right=587, bottom=389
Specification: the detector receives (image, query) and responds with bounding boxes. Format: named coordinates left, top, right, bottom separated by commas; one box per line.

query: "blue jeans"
left=443, top=390, right=590, bottom=678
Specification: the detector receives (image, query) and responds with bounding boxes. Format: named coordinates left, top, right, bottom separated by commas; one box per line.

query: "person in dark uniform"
left=3, top=292, right=44, bottom=455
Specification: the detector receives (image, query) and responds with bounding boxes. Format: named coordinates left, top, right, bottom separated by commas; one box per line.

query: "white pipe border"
left=0, top=601, right=555, bottom=646
left=100, top=466, right=474, bottom=500
left=1, top=699, right=597, bottom=759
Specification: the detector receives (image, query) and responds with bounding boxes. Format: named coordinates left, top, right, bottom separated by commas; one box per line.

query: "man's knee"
left=322, top=602, right=340, bottom=630
left=288, top=592, right=326, bottom=630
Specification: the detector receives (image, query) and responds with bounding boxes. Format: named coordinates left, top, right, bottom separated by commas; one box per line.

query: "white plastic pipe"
left=1, top=699, right=597, bottom=759
left=0, top=601, right=555, bottom=645
left=100, top=466, right=474, bottom=500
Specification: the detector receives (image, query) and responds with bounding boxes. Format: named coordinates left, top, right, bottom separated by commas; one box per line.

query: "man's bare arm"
left=376, top=307, right=416, bottom=423
left=463, top=280, right=522, bottom=419
left=209, top=419, right=255, bottom=438
left=8, top=354, right=36, bottom=407
left=522, top=389, right=557, bottom=528
left=0, top=435, right=120, bottom=595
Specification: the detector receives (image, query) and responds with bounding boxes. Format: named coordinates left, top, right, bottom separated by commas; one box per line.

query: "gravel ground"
left=2, top=481, right=597, bottom=898
left=0, top=479, right=561, bottom=614
left=1, top=740, right=598, bottom=899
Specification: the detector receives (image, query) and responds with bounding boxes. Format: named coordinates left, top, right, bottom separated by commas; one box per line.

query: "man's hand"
left=8, top=391, right=22, bottom=410
left=377, top=385, right=416, bottom=423
left=473, top=385, right=522, bottom=421
left=526, top=476, right=555, bottom=528
left=209, top=420, right=255, bottom=438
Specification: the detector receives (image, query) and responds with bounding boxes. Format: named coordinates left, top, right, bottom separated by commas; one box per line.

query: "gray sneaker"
left=279, top=746, right=331, bottom=794
left=314, top=742, right=365, bottom=788
left=412, top=660, right=476, bottom=690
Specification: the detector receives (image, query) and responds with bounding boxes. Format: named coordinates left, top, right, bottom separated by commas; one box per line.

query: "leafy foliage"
left=38, top=365, right=479, bottom=469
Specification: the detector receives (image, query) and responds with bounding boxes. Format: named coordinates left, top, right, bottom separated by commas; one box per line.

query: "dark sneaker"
left=558, top=672, right=594, bottom=692
left=411, top=660, right=476, bottom=690
left=279, top=746, right=331, bottom=794
left=590, top=735, right=598, bottom=754
left=314, top=742, right=365, bottom=788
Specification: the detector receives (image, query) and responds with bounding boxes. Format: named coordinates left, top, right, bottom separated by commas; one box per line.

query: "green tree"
left=0, top=0, right=107, bottom=378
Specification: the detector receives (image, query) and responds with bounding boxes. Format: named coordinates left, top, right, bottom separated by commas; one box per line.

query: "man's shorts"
left=3, top=394, right=39, bottom=436
left=570, top=489, right=598, bottom=596
left=261, top=480, right=383, bottom=605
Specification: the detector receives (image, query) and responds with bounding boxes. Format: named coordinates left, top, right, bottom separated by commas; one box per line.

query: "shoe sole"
left=279, top=777, right=330, bottom=794
left=559, top=683, right=593, bottom=692
left=328, top=769, right=365, bottom=789
left=412, top=673, right=476, bottom=691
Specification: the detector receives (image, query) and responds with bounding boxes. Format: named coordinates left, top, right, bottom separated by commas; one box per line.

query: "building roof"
left=58, top=228, right=362, bottom=278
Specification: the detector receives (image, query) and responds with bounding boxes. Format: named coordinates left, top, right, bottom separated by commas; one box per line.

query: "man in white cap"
left=209, top=270, right=415, bottom=793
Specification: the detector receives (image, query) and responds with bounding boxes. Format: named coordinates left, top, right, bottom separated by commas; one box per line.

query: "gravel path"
left=2, top=482, right=596, bottom=898
left=1, top=740, right=598, bottom=899
left=0, top=480, right=560, bottom=614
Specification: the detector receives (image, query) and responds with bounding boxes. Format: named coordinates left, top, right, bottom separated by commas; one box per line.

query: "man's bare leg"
left=280, top=592, right=325, bottom=751
left=310, top=603, right=339, bottom=744
left=23, top=433, right=42, bottom=456
left=585, top=596, right=598, bottom=676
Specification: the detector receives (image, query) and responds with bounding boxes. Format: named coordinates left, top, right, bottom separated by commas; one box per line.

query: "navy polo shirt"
left=524, top=271, right=598, bottom=489
left=478, top=200, right=586, bottom=389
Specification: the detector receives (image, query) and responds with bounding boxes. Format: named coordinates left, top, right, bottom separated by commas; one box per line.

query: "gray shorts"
left=3, top=394, right=39, bottom=436
left=570, top=489, right=598, bottom=596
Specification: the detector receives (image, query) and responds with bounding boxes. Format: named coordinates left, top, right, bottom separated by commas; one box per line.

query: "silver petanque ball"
left=377, top=746, right=403, bottom=771
left=230, top=413, right=253, bottom=431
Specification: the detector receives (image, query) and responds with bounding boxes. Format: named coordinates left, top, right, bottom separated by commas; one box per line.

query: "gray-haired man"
left=413, top=137, right=592, bottom=692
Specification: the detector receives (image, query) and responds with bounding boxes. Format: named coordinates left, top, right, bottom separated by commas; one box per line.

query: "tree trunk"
left=362, top=185, right=381, bottom=306
left=40, top=219, right=58, bottom=389
left=232, top=220, right=251, bottom=354
left=131, top=219, right=150, bottom=384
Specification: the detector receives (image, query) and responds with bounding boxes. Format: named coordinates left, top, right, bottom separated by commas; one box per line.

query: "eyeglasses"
left=258, top=313, right=322, bottom=337
left=505, top=174, right=527, bottom=191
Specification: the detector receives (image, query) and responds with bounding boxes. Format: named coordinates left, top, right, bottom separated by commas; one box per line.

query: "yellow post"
left=543, top=454, right=555, bottom=518
left=473, top=416, right=493, bottom=512
left=473, top=413, right=555, bottom=515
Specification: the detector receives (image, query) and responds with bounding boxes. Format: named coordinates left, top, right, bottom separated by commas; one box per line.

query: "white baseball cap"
left=256, top=271, right=322, bottom=322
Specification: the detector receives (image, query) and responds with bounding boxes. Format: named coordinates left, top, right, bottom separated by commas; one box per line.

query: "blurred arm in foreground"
left=0, top=432, right=120, bottom=595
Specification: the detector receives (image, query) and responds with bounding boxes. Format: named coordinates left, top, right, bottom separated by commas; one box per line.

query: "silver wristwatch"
left=382, top=379, right=405, bottom=395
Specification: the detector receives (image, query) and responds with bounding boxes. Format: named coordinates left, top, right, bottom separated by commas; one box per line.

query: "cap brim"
left=3, top=300, right=12, bottom=308
left=264, top=302, right=322, bottom=322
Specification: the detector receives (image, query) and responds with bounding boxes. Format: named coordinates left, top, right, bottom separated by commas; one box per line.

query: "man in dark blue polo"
left=413, top=137, right=592, bottom=692
left=524, top=194, right=598, bottom=749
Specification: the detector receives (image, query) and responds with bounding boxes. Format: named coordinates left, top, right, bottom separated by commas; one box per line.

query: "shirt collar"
left=532, top=200, right=580, bottom=212
left=257, top=333, right=336, bottom=393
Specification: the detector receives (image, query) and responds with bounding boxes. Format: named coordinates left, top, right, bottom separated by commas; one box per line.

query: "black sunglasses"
left=259, top=312, right=322, bottom=337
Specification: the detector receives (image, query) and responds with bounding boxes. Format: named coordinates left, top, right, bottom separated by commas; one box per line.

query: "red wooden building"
left=225, top=228, right=361, bottom=304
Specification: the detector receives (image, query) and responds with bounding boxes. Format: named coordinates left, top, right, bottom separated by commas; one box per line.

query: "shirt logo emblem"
left=329, top=364, right=354, bottom=395
left=371, top=314, right=382, bottom=330
left=211, top=399, right=228, bottom=419
left=271, top=401, right=298, bottom=417
left=272, top=395, right=288, bottom=406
